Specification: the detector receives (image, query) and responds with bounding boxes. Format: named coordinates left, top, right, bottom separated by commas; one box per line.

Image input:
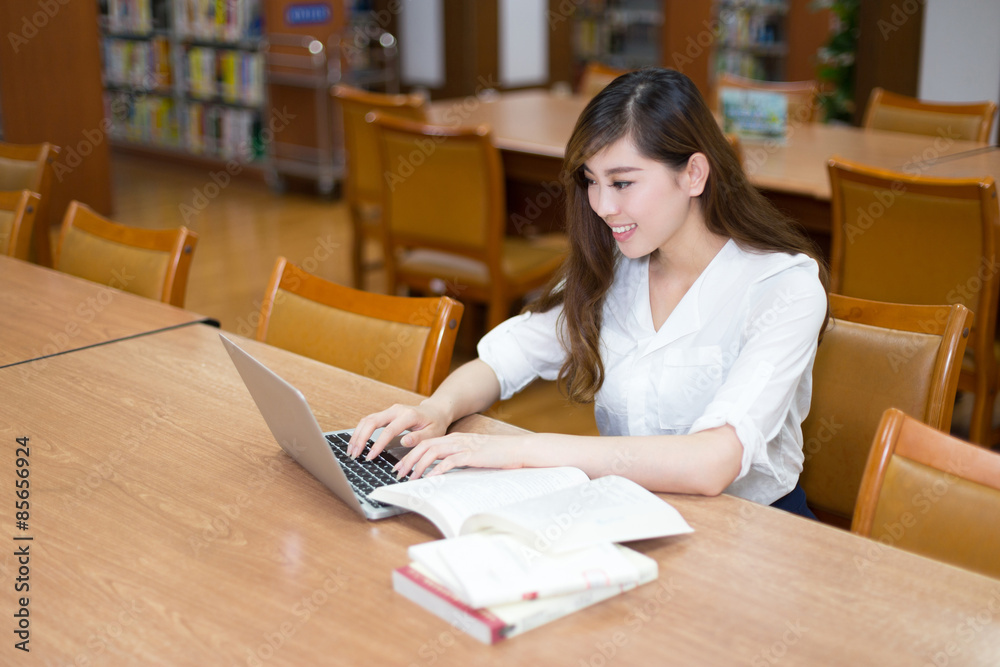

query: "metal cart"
left=262, top=33, right=341, bottom=195
left=262, top=24, right=400, bottom=196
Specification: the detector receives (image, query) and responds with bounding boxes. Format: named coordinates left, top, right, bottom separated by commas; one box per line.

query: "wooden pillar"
left=661, top=1, right=714, bottom=99
left=786, top=0, right=832, bottom=83
left=854, top=0, right=924, bottom=125
left=0, top=0, right=113, bottom=261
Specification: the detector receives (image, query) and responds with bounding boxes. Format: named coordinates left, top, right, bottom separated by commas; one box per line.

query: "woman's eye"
left=613, top=181, right=631, bottom=190
left=585, top=178, right=597, bottom=187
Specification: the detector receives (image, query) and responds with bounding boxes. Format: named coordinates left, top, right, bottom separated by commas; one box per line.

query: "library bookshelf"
left=100, top=0, right=268, bottom=169
left=99, top=1, right=399, bottom=193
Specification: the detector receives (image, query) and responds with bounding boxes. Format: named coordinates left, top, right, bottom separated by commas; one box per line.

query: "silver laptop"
left=220, top=333, right=409, bottom=520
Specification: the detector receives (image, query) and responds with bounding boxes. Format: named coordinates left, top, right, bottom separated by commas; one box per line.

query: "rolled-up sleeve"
left=477, top=308, right=567, bottom=400
left=688, top=264, right=827, bottom=483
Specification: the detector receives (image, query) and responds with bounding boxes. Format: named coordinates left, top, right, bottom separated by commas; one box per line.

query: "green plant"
left=812, top=0, right=859, bottom=123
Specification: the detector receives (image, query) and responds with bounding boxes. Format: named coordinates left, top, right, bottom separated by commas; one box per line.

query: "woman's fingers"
left=349, top=404, right=417, bottom=458
left=392, top=433, right=518, bottom=479
left=350, top=402, right=455, bottom=459
left=394, top=436, right=456, bottom=479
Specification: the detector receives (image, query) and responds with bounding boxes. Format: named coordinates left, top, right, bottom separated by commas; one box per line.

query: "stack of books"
left=371, top=468, right=693, bottom=644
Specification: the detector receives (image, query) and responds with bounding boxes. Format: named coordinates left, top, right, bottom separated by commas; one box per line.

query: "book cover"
left=393, top=559, right=654, bottom=645
left=408, top=535, right=658, bottom=609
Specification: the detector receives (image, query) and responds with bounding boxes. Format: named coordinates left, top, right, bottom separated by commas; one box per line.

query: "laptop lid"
left=219, top=333, right=406, bottom=520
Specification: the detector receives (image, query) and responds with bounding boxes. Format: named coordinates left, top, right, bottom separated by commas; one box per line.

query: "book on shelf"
left=369, top=467, right=693, bottom=554
left=393, top=546, right=658, bottom=645
left=108, top=0, right=153, bottom=34
left=176, top=0, right=262, bottom=42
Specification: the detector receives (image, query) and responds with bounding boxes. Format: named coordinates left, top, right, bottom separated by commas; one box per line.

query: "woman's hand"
left=347, top=401, right=452, bottom=460
left=392, top=433, right=526, bottom=480
left=348, top=359, right=504, bottom=461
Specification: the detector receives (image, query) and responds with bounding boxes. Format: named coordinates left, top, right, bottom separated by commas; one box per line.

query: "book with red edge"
left=392, top=548, right=657, bottom=645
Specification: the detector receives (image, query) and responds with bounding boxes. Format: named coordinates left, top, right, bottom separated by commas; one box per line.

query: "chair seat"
left=397, top=236, right=567, bottom=287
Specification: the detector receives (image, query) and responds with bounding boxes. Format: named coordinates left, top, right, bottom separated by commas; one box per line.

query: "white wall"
left=919, top=0, right=1000, bottom=143
left=499, top=0, right=549, bottom=88
left=399, top=0, right=445, bottom=89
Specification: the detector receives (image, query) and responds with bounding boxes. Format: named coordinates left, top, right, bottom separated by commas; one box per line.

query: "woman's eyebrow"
left=582, top=165, right=642, bottom=177
left=604, top=166, right=642, bottom=176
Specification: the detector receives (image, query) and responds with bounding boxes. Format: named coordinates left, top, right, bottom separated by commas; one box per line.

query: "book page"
left=461, top=475, right=693, bottom=552
left=369, top=467, right=589, bottom=538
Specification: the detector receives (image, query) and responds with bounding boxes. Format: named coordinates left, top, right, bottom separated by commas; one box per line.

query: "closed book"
left=392, top=548, right=657, bottom=645
left=408, top=536, right=658, bottom=609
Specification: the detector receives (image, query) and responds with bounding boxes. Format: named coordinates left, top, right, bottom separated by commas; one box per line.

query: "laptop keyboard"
left=325, top=432, right=407, bottom=508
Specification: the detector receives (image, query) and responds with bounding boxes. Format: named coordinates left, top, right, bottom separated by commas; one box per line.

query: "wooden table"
left=742, top=123, right=988, bottom=200
left=5, top=321, right=1000, bottom=665
left=427, top=89, right=988, bottom=193
left=911, top=146, right=1000, bottom=181
left=0, top=255, right=211, bottom=368
left=427, top=90, right=992, bottom=242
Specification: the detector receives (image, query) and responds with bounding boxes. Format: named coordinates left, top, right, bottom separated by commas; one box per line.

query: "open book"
left=369, top=467, right=693, bottom=553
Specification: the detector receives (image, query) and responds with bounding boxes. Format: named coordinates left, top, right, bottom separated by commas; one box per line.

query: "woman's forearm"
left=420, top=358, right=502, bottom=425
left=516, top=426, right=744, bottom=496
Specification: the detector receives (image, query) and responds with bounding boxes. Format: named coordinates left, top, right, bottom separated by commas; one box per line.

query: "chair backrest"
left=0, top=142, right=59, bottom=265
left=256, top=257, right=464, bottom=395
left=800, top=294, right=972, bottom=525
left=827, top=158, right=1000, bottom=397
left=862, top=87, right=998, bottom=143
left=578, top=62, right=628, bottom=98
left=854, top=407, right=1000, bottom=579
left=55, top=201, right=198, bottom=307
left=370, top=112, right=506, bottom=269
left=0, top=190, right=41, bottom=260
left=714, top=73, right=819, bottom=124
left=332, top=84, right=426, bottom=211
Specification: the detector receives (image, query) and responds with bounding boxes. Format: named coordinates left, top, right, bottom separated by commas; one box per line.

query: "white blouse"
left=477, top=240, right=828, bottom=505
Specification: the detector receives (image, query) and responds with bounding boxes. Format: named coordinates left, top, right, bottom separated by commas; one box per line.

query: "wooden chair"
left=577, top=62, right=629, bottom=98
left=800, top=294, right=972, bottom=528
left=256, top=256, right=464, bottom=395
left=862, top=87, right=997, bottom=143
left=853, top=407, right=1000, bottom=579
left=0, top=142, right=59, bottom=266
left=55, top=201, right=199, bottom=308
left=370, top=113, right=566, bottom=332
left=827, top=158, right=1000, bottom=446
left=714, top=73, right=820, bottom=124
left=0, top=190, right=41, bottom=260
left=332, top=84, right=427, bottom=289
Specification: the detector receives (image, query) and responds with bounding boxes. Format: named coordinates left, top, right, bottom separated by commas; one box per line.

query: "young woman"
left=348, top=68, right=829, bottom=517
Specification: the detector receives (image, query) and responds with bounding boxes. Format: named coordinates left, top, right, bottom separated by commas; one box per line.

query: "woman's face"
left=582, top=138, right=706, bottom=260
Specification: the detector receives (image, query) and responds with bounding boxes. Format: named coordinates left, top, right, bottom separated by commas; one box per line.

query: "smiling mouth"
left=610, top=224, right=637, bottom=234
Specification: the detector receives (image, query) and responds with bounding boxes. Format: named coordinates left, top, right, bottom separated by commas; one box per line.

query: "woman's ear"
left=686, top=152, right=710, bottom=197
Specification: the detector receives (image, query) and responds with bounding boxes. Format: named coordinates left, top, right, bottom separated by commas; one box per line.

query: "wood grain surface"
left=2, top=323, right=998, bottom=665
left=0, top=255, right=209, bottom=368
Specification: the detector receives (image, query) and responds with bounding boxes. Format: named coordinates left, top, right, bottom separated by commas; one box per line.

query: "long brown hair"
left=529, top=67, right=830, bottom=403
